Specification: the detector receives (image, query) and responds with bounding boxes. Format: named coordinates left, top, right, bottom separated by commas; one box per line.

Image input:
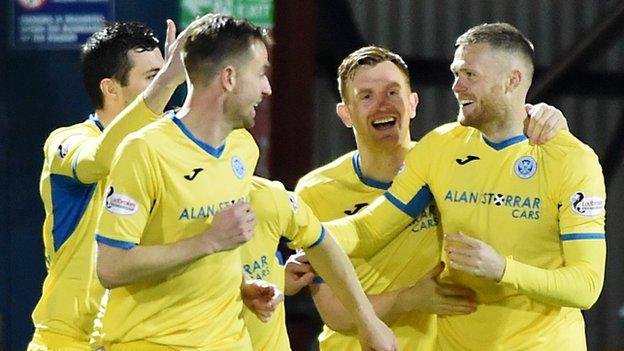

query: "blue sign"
left=11, top=0, right=114, bottom=50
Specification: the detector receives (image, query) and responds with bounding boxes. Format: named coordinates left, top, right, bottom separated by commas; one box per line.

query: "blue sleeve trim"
left=275, top=250, right=285, bottom=266
left=384, top=185, right=432, bottom=218
left=561, top=233, right=605, bottom=241
left=96, top=234, right=137, bottom=249
left=307, top=226, right=326, bottom=249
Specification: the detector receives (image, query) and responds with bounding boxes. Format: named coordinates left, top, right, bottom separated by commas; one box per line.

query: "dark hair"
left=337, top=46, right=410, bottom=103
left=456, top=23, right=535, bottom=78
left=80, top=22, right=159, bottom=109
left=183, top=14, right=271, bottom=85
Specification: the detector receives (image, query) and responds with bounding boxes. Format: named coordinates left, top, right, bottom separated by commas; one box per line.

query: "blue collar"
left=171, top=114, right=225, bottom=158
left=482, top=134, right=527, bottom=151
left=352, top=152, right=392, bottom=190
left=88, top=114, right=104, bottom=132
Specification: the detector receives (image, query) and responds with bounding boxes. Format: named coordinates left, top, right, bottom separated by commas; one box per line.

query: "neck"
left=176, top=84, right=233, bottom=147
left=94, top=108, right=120, bottom=128
left=479, top=104, right=527, bottom=142
left=355, top=137, right=411, bottom=183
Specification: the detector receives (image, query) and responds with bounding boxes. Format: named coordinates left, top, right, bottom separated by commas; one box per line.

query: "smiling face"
left=450, top=43, right=510, bottom=129
left=225, top=39, right=272, bottom=129
left=340, top=60, right=417, bottom=149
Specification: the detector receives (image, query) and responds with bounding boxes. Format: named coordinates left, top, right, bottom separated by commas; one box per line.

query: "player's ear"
left=100, top=78, right=120, bottom=103
left=409, top=92, right=419, bottom=120
left=221, top=65, right=236, bottom=92
left=336, top=103, right=352, bottom=128
left=506, top=69, right=522, bottom=93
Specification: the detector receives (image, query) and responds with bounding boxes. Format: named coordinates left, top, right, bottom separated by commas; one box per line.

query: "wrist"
left=200, top=231, right=220, bottom=256
left=393, top=288, right=411, bottom=313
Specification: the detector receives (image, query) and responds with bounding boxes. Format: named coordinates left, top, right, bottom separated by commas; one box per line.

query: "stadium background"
left=1, top=0, right=623, bottom=349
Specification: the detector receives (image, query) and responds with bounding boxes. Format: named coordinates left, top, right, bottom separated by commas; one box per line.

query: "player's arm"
left=95, top=137, right=255, bottom=289
left=308, top=262, right=477, bottom=332
left=324, top=188, right=431, bottom=258
left=524, top=102, right=569, bottom=144
left=71, top=20, right=189, bottom=184
left=96, top=202, right=255, bottom=289
left=501, top=239, right=605, bottom=309
left=323, top=144, right=434, bottom=258
left=446, top=149, right=606, bottom=309
left=445, top=233, right=604, bottom=308
left=304, top=232, right=396, bottom=350
left=270, top=188, right=395, bottom=350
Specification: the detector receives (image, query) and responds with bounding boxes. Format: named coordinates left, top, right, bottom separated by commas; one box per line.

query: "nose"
left=376, top=93, right=393, bottom=111
left=262, top=76, right=272, bottom=97
left=452, top=77, right=465, bottom=93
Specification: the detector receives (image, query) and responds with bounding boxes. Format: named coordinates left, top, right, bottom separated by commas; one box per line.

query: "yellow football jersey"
left=384, top=123, right=606, bottom=350
left=241, top=177, right=326, bottom=351
left=30, top=97, right=159, bottom=349
left=95, top=114, right=259, bottom=350
left=295, top=150, right=441, bottom=351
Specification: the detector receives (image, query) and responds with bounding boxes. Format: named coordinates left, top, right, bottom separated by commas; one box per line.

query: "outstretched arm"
left=71, top=20, right=189, bottom=184
left=324, top=196, right=417, bottom=258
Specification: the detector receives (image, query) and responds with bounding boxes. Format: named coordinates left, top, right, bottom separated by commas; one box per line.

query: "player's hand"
left=444, top=232, right=506, bottom=282
left=241, top=279, right=284, bottom=322
left=284, top=251, right=315, bottom=296
left=357, top=317, right=397, bottom=351
left=159, top=19, right=190, bottom=86
left=524, top=103, right=569, bottom=145
left=202, top=203, right=255, bottom=254
left=398, top=262, right=477, bottom=315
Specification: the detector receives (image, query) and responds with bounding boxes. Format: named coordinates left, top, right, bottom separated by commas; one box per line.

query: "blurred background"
left=1, top=0, right=623, bottom=350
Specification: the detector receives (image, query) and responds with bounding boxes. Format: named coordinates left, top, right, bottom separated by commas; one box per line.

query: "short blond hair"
left=337, top=46, right=410, bottom=103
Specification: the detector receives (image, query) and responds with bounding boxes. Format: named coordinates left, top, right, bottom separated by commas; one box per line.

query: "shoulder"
left=43, top=121, right=100, bottom=155
left=542, top=131, right=600, bottom=165
left=295, top=150, right=357, bottom=195
left=250, top=176, right=293, bottom=219
left=419, top=122, right=474, bottom=144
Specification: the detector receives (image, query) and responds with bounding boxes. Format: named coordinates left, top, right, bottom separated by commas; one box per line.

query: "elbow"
left=321, top=315, right=356, bottom=333
left=574, top=289, right=602, bottom=310
left=96, top=262, right=125, bottom=289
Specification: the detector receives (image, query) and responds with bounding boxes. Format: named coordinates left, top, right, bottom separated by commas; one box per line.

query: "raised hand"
left=524, top=103, right=569, bottom=145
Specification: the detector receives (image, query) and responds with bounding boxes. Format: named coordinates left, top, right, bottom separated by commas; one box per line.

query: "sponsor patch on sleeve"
left=104, top=186, right=139, bottom=215
left=57, top=134, right=85, bottom=159
left=570, top=191, right=605, bottom=217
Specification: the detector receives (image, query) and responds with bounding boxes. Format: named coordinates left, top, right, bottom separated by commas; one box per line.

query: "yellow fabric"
left=28, top=330, right=90, bottom=351
left=295, top=150, right=441, bottom=351
left=240, top=177, right=324, bottom=351
left=385, top=124, right=605, bottom=350
left=95, top=116, right=258, bottom=350
left=32, top=96, right=158, bottom=347
left=73, top=97, right=160, bottom=184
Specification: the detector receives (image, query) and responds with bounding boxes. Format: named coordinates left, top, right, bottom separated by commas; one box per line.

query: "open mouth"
left=371, top=117, right=397, bottom=130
